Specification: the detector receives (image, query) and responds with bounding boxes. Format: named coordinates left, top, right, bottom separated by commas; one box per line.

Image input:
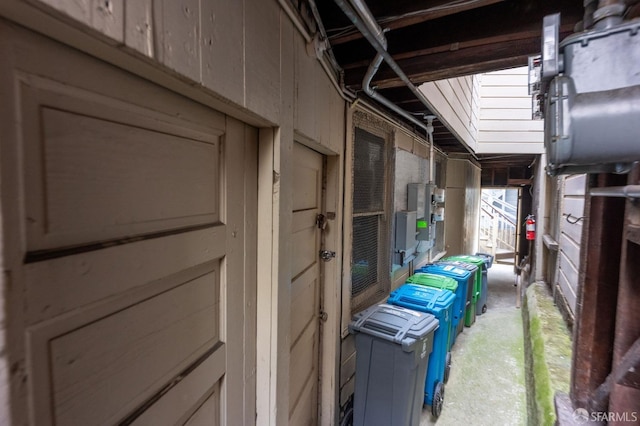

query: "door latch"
left=316, top=214, right=328, bottom=230
left=319, top=250, right=336, bottom=262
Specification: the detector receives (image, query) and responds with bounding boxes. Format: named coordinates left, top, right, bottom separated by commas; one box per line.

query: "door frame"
left=255, top=129, right=343, bottom=426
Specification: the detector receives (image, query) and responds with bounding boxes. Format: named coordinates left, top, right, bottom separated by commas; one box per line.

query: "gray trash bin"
left=349, top=303, right=439, bottom=426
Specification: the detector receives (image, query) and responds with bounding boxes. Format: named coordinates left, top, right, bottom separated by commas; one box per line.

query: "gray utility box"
left=395, top=211, right=417, bottom=265
left=349, top=303, right=439, bottom=426
left=543, top=19, right=640, bottom=175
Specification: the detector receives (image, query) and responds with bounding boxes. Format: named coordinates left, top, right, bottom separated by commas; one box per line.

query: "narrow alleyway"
left=421, top=263, right=527, bottom=425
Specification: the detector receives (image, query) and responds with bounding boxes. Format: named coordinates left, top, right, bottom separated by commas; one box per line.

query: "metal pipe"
left=593, top=0, right=625, bottom=29
left=583, top=0, right=598, bottom=30
left=362, top=53, right=429, bottom=132
left=426, top=116, right=436, bottom=183
left=590, top=185, right=640, bottom=199
left=335, top=0, right=476, bottom=156
left=351, top=0, right=387, bottom=49
left=335, top=0, right=439, bottom=121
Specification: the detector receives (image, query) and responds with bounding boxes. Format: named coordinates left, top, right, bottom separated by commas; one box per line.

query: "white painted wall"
left=476, top=67, right=544, bottom=154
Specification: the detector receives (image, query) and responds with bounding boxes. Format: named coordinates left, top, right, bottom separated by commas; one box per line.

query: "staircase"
left=479, top=191, right=517, bottom=263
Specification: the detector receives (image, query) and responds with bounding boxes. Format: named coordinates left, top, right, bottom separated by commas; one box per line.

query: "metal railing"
left=479, top=192, right=517, bottom=257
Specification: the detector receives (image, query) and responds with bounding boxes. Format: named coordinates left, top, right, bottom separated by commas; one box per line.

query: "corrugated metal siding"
left=476, top=67, right=544, bottom=154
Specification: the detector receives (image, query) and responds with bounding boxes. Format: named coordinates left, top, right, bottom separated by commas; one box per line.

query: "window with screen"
left=351, top=127, right=390, bottom=312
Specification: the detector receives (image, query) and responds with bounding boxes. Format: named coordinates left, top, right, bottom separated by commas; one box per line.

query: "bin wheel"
left=444, top=352, right=452, bottom=383
left=431, top=382, right=445, bottom=418
left=482, top=304, right=487, bottom=314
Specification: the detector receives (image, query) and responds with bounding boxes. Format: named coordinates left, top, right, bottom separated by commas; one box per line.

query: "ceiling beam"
left=329, top=0, right=507, bottom=45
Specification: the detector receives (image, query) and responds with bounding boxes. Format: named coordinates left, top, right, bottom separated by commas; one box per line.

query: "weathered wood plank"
left=25, top=226, right=226, bottom=324
left=130, top=343, right=225, bottom=426
left=49, top=273, right=220, bottom=425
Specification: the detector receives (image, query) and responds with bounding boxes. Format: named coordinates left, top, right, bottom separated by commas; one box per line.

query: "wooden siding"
left=556, top=174, right=587, bottom=314
left=0, top=3, right=348, bottom=426
left=0, top=21, right=261, bottom=426
left=420, top=75, right=479, bottom=151
left=444, top=157, right=481, bottom=255
left=476, top=67, right=544, bottom=154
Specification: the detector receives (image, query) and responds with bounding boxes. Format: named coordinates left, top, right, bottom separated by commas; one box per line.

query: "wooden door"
left=0, top=23, right=256, bottom=426
left=289, top=143, right=324, bottom=425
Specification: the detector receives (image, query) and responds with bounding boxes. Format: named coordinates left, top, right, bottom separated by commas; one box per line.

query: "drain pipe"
left=362, top=53, right=430, bottom=133
left=426, top=115, right=436, bottom=183
left=335, top=0, right=442, bottom=135
left=335, top=0, right=476, bottom=157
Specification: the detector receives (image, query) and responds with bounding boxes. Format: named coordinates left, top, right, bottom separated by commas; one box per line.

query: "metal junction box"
left=394, top=211, right=417, bottom=265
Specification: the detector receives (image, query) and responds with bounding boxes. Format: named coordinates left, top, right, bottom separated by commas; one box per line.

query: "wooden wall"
left=420, top=75, right=479, bottom=151
left=476, top=67, right=544, bottom=154
left=444, top=156, right=481, bottom=256
left=555, top=174, right=587, bottom=314
left=0, top=1, right=347, bottom=425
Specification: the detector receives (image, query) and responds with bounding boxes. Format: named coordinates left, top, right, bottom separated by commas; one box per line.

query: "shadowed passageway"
left=421, top=263, right=527, bottom=425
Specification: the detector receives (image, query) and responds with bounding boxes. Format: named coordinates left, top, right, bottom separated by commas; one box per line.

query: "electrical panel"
left=408, top=183, right=435, bottom=242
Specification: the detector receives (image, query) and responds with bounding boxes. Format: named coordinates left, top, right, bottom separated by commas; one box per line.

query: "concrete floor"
left=420, top=263, right=527, bottom=425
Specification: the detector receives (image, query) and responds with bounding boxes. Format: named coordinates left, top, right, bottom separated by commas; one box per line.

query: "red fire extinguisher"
left=526, top=215, right=536, bottom=240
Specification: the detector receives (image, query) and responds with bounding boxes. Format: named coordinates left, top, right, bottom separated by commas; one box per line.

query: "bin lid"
left=437, top=260, right=479, bottom=274
left=349, top=303, right=439, bottom=352
left=445, top=255, right=487, bottom=271
left=420, top=262, right=475, bottom=278
left=474, top=252, right=494, bottom=269
left=388, top=284, right=456, bottom=314
left=407, top=272, right=458, bottom=292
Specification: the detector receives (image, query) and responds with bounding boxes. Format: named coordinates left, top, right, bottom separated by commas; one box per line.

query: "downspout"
left=362, top=54, right=430, bottom=133
left=426, top=116, right=436, bottom=183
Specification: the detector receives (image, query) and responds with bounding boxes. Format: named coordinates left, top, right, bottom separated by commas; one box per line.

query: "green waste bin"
left=445, top=255, right=486, bottom=315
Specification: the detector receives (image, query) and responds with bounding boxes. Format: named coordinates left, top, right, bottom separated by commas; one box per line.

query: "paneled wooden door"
left=289, top=143, right=325, bottom=425
left=0, top=23, right=257, bottom=426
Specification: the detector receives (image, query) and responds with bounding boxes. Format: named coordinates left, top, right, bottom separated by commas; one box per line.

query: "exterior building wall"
left=551, top=174, right=586, bottom=320
left=476, top=67, right=544, bottom=154
left=444, top=156, right=481, bottom=256
left=0, top=1, right=346, bottom=425
left=420, top=75, right=480, bottom=151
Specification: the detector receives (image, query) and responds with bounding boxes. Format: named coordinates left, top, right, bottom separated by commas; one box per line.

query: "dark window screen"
left=350, top=128, right=389, bottom=305
left=351, top=215, right=379, bottom=297
left=353, top=128, right=385, bottom=213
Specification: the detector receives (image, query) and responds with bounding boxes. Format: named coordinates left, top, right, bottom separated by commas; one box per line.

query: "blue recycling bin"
left=418, top=262, right=477, bottom=328
left=387, top=284, right=456, bottom=418
left=407, top=272, right=461, bottom=347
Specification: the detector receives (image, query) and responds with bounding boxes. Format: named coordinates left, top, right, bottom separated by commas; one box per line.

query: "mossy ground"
left=523, top=282, right=572, bottom=426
